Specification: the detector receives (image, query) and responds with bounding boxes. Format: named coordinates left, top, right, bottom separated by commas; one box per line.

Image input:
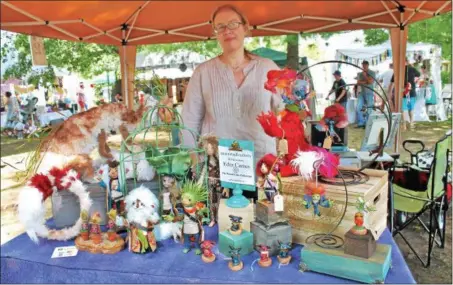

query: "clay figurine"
left=228, top=246, right=243, bottom=271
left=164, top=181, right=208, bottom=255
left=256, top=155, right=280, bottom=203
left=160, top=175, right=178, bottom=216
left=302, top=182, right=333, bottom=217
left=228, top=215, right=243, bottom=235
left=125, top=186, right=160, bottom=254
left=200, top=240, right=216, bottom=263
left=107, top=160, right=124, bottom=209
left=89, top=212, right=102, bottom=244
left=79, top=210, right=90, bottom=241
left=277, top=241, right=292, bottom=264
left=351, top=197, right=376, bottom=236
left=107, top=209, right=118, bottom=241
left=198, top=135, right=222, bottom=227
left=257, top=244, right=272, bottom=267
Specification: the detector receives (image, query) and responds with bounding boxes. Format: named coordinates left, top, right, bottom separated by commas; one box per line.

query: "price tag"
left=323, top=136, right=333, bottom=150
left=278, top=139, right=288, bottom=155
left=51, top=246, right=78, bottom=258
left=274, top=194, right=284, bottom=212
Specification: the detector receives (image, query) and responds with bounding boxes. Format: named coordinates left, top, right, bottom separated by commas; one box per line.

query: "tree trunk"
left=286, top=34, right=299, bottom=70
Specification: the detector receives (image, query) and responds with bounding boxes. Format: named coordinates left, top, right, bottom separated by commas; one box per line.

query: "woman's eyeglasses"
left=214, top=21, right=243, bottom=34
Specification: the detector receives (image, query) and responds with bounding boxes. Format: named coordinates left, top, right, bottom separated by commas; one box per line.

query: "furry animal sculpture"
left=36, top=103, right=147, bottom=181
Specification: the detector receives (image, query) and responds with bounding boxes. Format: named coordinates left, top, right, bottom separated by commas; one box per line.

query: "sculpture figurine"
left=200, top=240, right=216, bottom=263
left=125, top=186, right=160, bottom=254
left=228, top=246, right=243, bottom=271
left=256, top=154, right=281, bottom=203
left=107, top=209, right=118, bottom=241
left=160, top=175, right=178, bottom=216
left=198, top=135, right=222, bottom=227
left=257, top=244, right=272, bottom=267
left=351, top=197, right=376, bottom=236
left=89, top=212, right=102, bottom=244
left=277, top=241, right=292, bottom=264
left=228, top=215, right=243, bottom=235
left=164, top=181, right=208, bottom=255
left=79, top=210, right=90, bottom=241
left=302, top=182, right=333, bottom=217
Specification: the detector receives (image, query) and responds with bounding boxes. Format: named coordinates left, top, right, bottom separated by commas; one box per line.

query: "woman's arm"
left=180, top=67, right=205, bottom=148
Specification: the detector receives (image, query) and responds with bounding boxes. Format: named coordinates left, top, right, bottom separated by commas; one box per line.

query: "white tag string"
left=278, top=261, right=289, bottom=269
left=250, top=258, right=260, bottom=272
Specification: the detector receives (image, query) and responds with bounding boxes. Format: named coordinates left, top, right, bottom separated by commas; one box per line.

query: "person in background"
left=388, top=58, right=420, bottom=130
left=76, top=82, right=87, bottom=112
left=115, top=93, right=123, bottom=103
left=3, top=91, right=20, bottom=131
left=378, top=63, right=394, bottom=111
left=181, top=4, right=283, bottom=201
left=356, top=60, right=376, bottom=128
left=328, top=70, right=347, bottom=109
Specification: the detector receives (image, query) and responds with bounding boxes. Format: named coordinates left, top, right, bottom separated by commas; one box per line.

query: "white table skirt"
left=38, top=110, right=73, bottom=126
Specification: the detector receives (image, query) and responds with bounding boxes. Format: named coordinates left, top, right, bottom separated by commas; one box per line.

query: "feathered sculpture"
left=257, top=69, right=340, bottom=178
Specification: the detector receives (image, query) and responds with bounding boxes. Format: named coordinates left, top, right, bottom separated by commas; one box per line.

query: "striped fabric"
left=181, top=55, right=283, bottom=161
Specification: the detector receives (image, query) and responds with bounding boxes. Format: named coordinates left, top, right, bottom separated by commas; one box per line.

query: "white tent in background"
left=335, top=41, right=446, bottom=122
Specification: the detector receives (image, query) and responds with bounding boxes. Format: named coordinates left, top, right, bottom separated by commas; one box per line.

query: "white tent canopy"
left=335, top=41, right=446, bottom=122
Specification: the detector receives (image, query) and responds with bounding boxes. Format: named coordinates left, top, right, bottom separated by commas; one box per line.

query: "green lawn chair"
left=391, top=132, right=451, bottom=268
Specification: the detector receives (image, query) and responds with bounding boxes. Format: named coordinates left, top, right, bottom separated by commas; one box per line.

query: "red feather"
left=48, top=167, right=71, bottom=191
left=29, top=174, right=53, bottom=201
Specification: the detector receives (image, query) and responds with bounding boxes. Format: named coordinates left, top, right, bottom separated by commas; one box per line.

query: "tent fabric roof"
left=1, top=1, right=451, bottom=46
left=251, top=47, right=308, bottom=67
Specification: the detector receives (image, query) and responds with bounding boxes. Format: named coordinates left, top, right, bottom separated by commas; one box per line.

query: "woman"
left=181, top=4, right=282, bottom=169
left=3, top=91, right=20, bottom=130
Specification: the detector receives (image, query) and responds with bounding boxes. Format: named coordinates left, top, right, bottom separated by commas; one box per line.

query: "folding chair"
left=390, top=133, right=451, bottom=267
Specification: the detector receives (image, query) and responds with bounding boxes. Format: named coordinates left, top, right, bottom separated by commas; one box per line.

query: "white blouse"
left=180, top=55, right=283, bottom=161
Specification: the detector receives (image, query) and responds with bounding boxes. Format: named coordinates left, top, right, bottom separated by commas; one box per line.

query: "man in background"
left=356, top=60, right=376, bottom=128
left=379, top=63, right=394, bottom=110
left=329, top=70, right=348, bottom=109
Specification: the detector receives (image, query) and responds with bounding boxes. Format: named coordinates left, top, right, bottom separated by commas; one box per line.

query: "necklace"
left=221, top=54, right=245, bottom=71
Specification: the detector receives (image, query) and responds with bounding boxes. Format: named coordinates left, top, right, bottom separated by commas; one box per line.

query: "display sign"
left=51, top=246, right=78, bottom=258
left=218, top=139, right=255, bottom=191
left=29, top=36, right=48, bottom=66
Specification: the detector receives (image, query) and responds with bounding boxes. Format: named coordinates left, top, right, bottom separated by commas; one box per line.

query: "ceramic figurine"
left=257, top=244, right=272, bottom=267
left=89, top=212, right=102, bottom=244
left=160, top=175, right=178, bottom=216
left=198, top=135, right=222, bottom=227
left=228, top=246, right=243, bottom=271
left=164, top=181, right=208, bottom=255
left=228, top=215, right=243, bottom=235
left=125, top=186, right=160, bottom=254
left=277, top=241, right=292, bottom=264
left=79, top=210, right=90, bottom=241
left=200, top=240, right=216, bottom=263
left=302, top=182, right=333, bottom=217
left=256, top=154, right=280, bottom=203
left=107, top=160, right=124, bottom=209
left=351, top=197, right=376, bottom=236
left=107, top=209, right=118, bottom=241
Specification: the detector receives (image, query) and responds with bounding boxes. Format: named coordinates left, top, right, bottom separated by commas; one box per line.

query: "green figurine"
left=164, top=181, right=208, bottom=254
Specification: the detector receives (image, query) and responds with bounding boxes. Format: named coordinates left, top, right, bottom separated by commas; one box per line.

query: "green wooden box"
left=218, top=230, right=254, bottom=257
left=300, top=243, right=392, bottom=284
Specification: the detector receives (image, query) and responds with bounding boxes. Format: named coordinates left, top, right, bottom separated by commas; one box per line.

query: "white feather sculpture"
left=290, top=150, right=323, bottom=181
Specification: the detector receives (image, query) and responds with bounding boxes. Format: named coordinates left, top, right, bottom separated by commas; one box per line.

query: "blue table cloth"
left=1, top=222, right=414, bottom=284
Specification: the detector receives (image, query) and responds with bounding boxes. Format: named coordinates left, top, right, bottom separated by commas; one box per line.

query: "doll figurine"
left=198, top=135, right=222, bottom=227
left=79, top=210, right=90, bottom=241
left=164, top=181, right=208, bottom=255
left=351, top=197, right=376, bottom=236
left=160, top=175, right=178, bottom=216
left=89, top=212, right=102, bottom=244
left=107, top=209, right=118, bottom=241
left=302, top=182, right=333, bottom=217
left=228, top=246, right=243, bottom=271
left=107, top=161, right=124, bottom=208
left=200, top=240, right=216, bottom=263
left=256, top=154, right=280, bottom=203
left=257, top=244, right=272, bottom=267
left=277, top=241, right=292, bottom=264
left=228, top=215, right=243, bottom=235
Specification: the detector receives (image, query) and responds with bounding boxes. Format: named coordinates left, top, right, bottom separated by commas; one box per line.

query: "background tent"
left=251, top=47, right=308, bottom=68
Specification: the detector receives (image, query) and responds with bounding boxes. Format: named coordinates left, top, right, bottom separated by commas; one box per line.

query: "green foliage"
left=441, top=71, right=452, bottom=86
left=1, top=33, right=119, bottom=83
left=181, top=181, right=208, bottom=205
left=364, top=12, right=452, bottom=60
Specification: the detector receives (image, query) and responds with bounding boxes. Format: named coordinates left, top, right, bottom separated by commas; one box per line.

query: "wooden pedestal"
left=344, top=229, right=377, bottom=259
left=256, top=200, right=288, bottom=226
left=218, top=199, right=254, bottom=233
left=218, top=230, right=254, bottom=257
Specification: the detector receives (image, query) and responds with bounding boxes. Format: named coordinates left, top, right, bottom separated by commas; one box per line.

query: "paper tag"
left=278, top=139, right=288, bottom=155
left=274, top=194, right=284, bottom=212
left=323, top=136, right=332, bottom=150
left=51, top=246, right=78, bottom=258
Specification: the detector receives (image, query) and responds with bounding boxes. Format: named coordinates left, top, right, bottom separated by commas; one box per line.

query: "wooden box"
left=256, top=200, right=288, bottom=226
left=301, top=243, right=392, bottom=284
left=218, top=230, right=254, bottom=257
left=218, top=199, right=254, bottom=233
left=344, top=230, right=376, bottom=259
left=281, top=168, right=388, bottom=245
left=250, top=221, right=292, bottom=256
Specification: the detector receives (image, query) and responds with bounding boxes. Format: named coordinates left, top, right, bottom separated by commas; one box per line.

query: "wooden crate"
left=281, top=167, right=388, bottom=245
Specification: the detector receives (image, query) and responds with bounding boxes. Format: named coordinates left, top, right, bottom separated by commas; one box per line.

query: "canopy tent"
left=1, top=0, right=451, bottom=118
left=335, top=41, right=446, bottom=122
left=251, top=47, right=308, bottom=67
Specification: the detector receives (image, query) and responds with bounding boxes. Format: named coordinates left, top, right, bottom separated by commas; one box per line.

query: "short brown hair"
left=211, top=4, right=251, bottom=36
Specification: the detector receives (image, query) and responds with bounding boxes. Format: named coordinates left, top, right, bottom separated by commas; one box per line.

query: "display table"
left=1, top=220, right=415, bottom=284
left=38, top=110, right=73, bottom=126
